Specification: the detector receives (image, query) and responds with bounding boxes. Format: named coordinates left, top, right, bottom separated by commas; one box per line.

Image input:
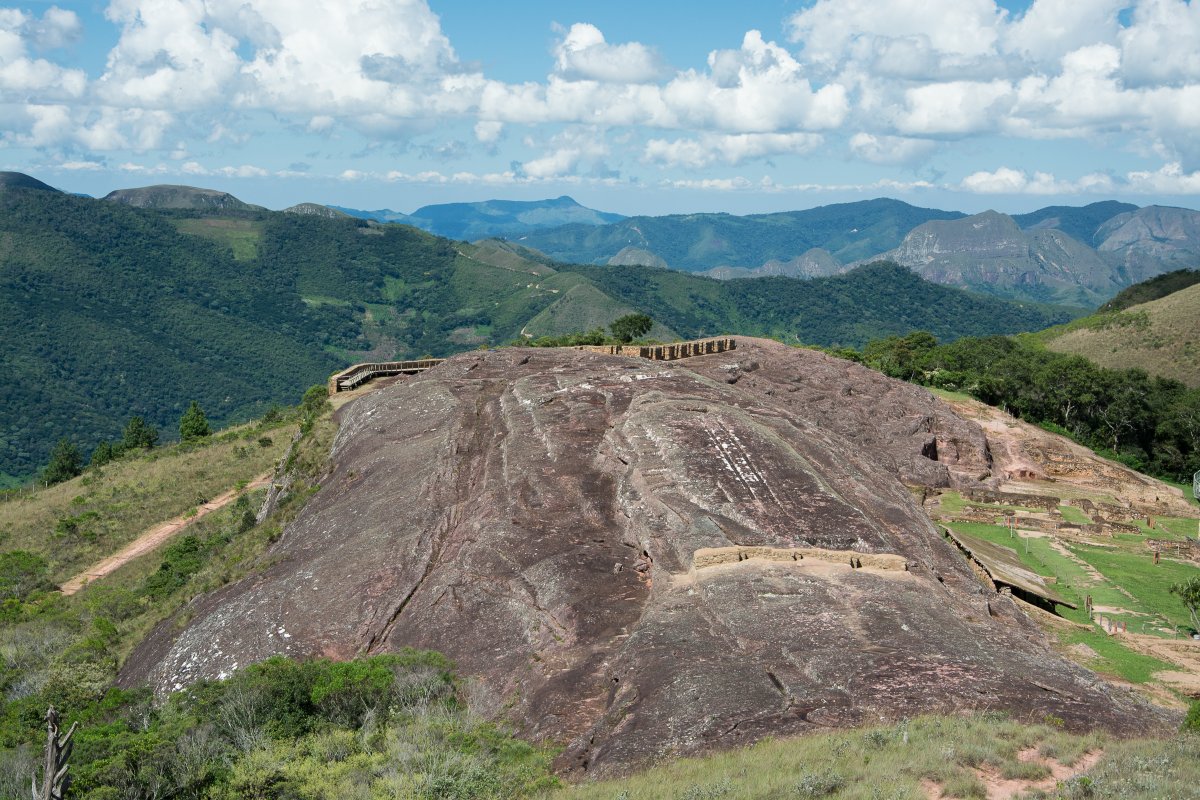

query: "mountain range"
left=0, top=172, right=1079, bottom=482
left=513, top=199, right=1200, bottom=307
left=78, top=179, right=1200, bottom=309
left=331, top=195, right=625, bottom=240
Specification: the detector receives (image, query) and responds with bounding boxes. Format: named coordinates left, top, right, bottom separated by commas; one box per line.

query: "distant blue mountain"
left=328, top=206, right=415, bottom=225
left=330, top=195, right=624, bottom=240
left=1013, top=200, right=1139, bottom=247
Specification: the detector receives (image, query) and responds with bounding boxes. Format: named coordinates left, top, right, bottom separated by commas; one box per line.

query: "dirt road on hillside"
left=60, top=472, right=274, bottom=595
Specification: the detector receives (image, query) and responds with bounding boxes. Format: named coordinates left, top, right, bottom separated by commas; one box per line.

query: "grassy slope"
left=1031, top=282, right=1200, bottom=387
left=0, top=420, right=291, bottom=582
left=940, top=508, right=1193, bottom=684
left=560, top=715, right=1198, bottom=800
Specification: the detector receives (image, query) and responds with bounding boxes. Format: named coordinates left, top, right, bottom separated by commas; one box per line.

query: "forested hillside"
left=559, top=261, right=1079, bottom=347
left=858, top=330, right=1200, bottom=484
left=1098, top=269, right=1200, bottom=312
left=0, top=188, right=346, bottom=484
left=0, top=178, right=1082, bottom=483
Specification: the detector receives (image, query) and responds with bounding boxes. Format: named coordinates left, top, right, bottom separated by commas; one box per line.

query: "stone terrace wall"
left=573, top=337, right=735, bottom=361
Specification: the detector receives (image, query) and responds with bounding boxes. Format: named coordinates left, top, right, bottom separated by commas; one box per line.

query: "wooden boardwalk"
left=327, top=338, right=737, bottom=394
left=328, top=358, right=443, bottom=393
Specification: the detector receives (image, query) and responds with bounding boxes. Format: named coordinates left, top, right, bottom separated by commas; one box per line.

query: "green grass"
left=927, top=386, right=975, bottom=403
left=172, top=217, right=263, bottom=261
left=1057, top=629, right=1176, bottom=684
left=1058, top=505, right=1094, bottom=525
left=0, top=419, right=292, bottom=581
left=942, top=523, right=1187, bottom=682
left=1149, top=516, right=1199, bottom=541
left=1068, top=543, right=1200, bottom=631
left=552, top=715, right=1200, bottom=800
left=935, top=491, right=1036, bottom=519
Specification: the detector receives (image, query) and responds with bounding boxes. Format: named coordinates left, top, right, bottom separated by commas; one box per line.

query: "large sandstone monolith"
left=120, top=339, right=1169, bottom=775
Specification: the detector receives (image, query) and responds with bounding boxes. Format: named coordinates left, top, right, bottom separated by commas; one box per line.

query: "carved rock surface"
left=120, top=339, right=1169, bottom=775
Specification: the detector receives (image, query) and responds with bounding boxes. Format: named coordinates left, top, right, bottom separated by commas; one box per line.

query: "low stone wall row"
left=691, top=545, right=908, bottom=574
left=1147, top=538, right=1200, bottom=561
left=963, top=488, right=1061, bottom=511
left=573, top=337, right=736, bottom=361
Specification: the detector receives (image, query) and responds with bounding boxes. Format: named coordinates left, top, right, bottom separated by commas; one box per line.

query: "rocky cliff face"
left=607, top=246, right=668, bottom=269
left=120, top=339, right=1168, bottom=775
left=1096, top=205, right=1200, bottom=276
left=880, top=211, right=1122, bottom=306
left=701, top=248, right=844, bottom=280
left=103, top=184, right=261, bottom=211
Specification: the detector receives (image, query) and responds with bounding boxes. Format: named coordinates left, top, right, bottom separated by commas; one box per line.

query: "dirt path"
left=59, top=472, right=274, bottom=595
left=924, top=749, right=1105, bottom=800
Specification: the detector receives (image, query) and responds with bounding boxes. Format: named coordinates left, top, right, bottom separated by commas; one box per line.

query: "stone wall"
left=573, top=337, right=736, bottom=361
left=963, top=488, right=1060, bottom=510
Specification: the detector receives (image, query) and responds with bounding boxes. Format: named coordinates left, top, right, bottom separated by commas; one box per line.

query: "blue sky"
left=2, top=0, right=1199, bottom=215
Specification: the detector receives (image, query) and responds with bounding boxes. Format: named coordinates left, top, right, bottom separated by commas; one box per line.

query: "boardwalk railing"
left=328, top=338, right=736, bottom=394
left=328, top=358, right=444, bottom=393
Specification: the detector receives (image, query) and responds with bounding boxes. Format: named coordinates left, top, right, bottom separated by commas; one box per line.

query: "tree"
left=610, top=313, right=653, bottom=343
left=122, top=416, right=159, bottom=451
left=41, top=438, right=82, bottom=486
left=89, top=440, right=115, bottom=467
left=1170, top=576, right=1200, bottom=633
left=179, top=401, right=211, bottom=441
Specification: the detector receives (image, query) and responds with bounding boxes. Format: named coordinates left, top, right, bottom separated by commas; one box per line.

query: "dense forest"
left=857, top=331, right=1200, bottom=484
left=559, top=261, right=1079, bottom=348
left=0, top=191, right=348, bottom=483
left=1, top=179, right=1078, bottom=483
left=1098, top=268, right=1200, bottom=312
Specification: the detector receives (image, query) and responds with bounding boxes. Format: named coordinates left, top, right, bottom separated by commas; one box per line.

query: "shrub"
left=0, top=551, right=51, bottom=601
left=610, top=313, right=653, bottom=343
left=1184, top=699, right=1200, bottom=733
left=42, top=438, right=83, bottom=486
left=121, top=416, right=159, bottom=451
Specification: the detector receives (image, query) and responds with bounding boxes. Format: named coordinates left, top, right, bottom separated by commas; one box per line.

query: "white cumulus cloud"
left=643, top=132, right=822, bottom=168
left=960, top=166, right=1114, bottom=194
left=0, top=8, right=85, bottom=101
left=848, top=133, right=936, bottom=165
left=553, top=23, right=668, bottom=84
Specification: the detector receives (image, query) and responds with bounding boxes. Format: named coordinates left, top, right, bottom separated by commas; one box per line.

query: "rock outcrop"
left=877, top=211, right=1123, bottom=306
left=701, top=248, right=843, bottom=280
left=121, top=339, right=1169, bottom=775
left=103, top=184, right=262, bottom=211
left=1096, top=205, right=1200, bottom=275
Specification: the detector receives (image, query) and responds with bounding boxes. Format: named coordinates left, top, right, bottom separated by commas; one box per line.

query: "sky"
left=2, top=0, right=1200, bottom=216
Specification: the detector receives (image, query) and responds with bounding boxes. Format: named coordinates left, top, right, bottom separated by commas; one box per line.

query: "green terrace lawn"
left=1069, top=543, right=1200, bottom=632
left=941, top=522, right=1182, bottom=684
left=1058, top=504, right=1094, bottom=525
left=935, top=490, right=1043, bottom=519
